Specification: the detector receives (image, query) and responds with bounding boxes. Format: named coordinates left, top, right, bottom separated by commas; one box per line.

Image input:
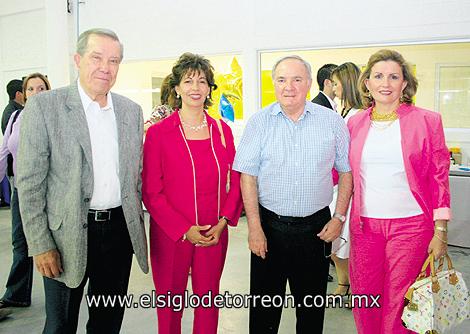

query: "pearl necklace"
left=179, top=111, right=208, bottom=132
left=370, top=119, right=397, bottom=130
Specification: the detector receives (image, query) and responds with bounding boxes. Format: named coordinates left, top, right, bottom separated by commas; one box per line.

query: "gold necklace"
left=370, top=108, right=398, bottom=122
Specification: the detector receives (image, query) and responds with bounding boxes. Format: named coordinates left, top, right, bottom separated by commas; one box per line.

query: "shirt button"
left=83, top=223, right=88, bottom=229
left=84, top=198, right=90, bottom=203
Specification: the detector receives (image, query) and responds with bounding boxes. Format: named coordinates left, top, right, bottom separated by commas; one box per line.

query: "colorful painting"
left=208, top=57, right=243, bottom=121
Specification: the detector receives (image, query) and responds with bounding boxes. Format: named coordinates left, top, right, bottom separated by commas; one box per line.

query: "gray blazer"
left=16, top=82, right=149, bottom=288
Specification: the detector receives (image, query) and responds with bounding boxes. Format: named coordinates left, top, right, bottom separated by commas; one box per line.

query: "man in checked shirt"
left=233, top=55, right=353, bottom=334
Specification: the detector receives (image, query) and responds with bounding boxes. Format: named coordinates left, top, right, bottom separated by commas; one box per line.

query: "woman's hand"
left=428, top=220, right=448, bottom=259
left=184, top=225, right=212, bottom=246
left=428, top=234, right=448, bottom=259
left=204, top=218, right=228, bottom=247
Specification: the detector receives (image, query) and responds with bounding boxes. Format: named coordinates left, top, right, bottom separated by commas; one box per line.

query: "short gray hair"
left=271, top=55, right=312, bottom=80
left=76, top=28, right=124, bottom=60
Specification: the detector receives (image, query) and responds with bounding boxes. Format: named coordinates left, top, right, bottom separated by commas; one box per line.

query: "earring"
left=176, top=93, right=180, bottom=99
left=206, top=95, right=210, bottom=100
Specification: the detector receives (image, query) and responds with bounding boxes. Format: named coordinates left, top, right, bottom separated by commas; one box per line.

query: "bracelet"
left=434, top=233, right=448, bottom=244
left=182, top=233, right=187, bottom=242
left=435, top=226, right=447, bottom=233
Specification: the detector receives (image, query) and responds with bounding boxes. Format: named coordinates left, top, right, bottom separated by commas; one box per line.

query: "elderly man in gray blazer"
left=16, top=28, right=148, bottom=334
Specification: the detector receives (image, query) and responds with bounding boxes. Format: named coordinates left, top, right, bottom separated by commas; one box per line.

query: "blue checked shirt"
left=233, top=101, right=350, bottom=217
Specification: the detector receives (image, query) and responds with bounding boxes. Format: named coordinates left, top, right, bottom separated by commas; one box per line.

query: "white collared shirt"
left=77, top=80, right=121, bottom=209
left=320, top=91, right=337, bottom=111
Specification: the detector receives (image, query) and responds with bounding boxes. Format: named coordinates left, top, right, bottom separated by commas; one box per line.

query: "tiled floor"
left=0, top=209, right=469, bottom=333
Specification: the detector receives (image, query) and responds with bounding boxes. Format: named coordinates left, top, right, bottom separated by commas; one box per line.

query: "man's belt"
left=88, top=207, right=121, bottom=222
left=260, top=205, right=329, bottom=224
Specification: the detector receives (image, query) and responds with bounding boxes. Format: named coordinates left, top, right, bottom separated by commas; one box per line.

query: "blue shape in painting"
left=219, top=94, right=235, bottom=122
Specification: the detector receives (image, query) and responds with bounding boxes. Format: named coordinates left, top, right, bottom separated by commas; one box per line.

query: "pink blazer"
left=347, top=104, right=451, bottom=228
left=142, top=111, right=243, bottom=242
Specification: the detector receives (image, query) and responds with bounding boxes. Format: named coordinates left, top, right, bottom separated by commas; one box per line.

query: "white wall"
left=0, top=1, right=46, bottom=109
left=2, top=0, right=470, bottom=154
left=76, top=0, right=470, bottom=119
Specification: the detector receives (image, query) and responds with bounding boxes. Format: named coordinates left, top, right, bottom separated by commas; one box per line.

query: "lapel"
left=112, top=94, right=130, bottom=190
left=65, top=82, right=93, bottom=169
left=396, top=104, right=418, bottom=196
left=350, top=107, right=372, bottom=174
left=348, top=108, right=372, bottom=222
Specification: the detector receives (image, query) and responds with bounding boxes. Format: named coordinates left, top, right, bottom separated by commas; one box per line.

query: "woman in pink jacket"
left=347, top=49, right=451, bottom=334
left=142, top=53, right=243, bottom=334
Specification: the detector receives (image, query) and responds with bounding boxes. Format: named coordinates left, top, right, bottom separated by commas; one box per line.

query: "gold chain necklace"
left=370, top=108, right=398, bottom=122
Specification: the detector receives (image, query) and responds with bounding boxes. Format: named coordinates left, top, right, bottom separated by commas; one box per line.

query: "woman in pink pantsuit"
left=347, top=50, right=451, bottom=334
left=142, top=53, right=242, bottom=334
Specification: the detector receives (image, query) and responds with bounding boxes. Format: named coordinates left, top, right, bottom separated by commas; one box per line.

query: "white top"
left=360, top=120, right=423, bottom=218
left=77, top=81, right=121, bottom=210
left=344, top=108, right=359, bottom=123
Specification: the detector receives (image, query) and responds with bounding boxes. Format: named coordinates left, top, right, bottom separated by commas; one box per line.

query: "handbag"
left=215, top=118, right=230, bottom=193
left=402, top=253, right=470, bottom=333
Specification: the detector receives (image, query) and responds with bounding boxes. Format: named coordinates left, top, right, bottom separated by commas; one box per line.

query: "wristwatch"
left=333, top=213, right=346, bottom=223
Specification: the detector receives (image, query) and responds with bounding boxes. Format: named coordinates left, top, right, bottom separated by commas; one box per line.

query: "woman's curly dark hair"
left=167, top=53, right=218, bottom=109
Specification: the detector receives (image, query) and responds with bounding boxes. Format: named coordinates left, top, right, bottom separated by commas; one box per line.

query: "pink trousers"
left=349, top=214, right=434, bottom=334
left=150, top=224, right=228, bottom=334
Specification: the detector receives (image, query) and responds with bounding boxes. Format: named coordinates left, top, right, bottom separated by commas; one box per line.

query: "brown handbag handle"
left=404, top=253, right=458, bottom=308
left=415, top=253, right=457, bottom=291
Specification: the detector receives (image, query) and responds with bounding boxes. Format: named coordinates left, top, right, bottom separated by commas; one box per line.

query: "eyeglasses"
left=323, top=237, right=348, bottom=258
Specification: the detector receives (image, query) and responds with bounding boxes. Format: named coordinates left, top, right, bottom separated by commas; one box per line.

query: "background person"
left=2, top=79, right=24, bottom=134
left=312, top=63, right=339, bottom=283
left=144, top=74, right=173, bottom=134
left=0, top=73, right=51, bottom=312
left=347, top=49, right=450, bottom=334
left=142, top=52, right=242, bottom=334
left=329, top=62, right=363, bottom=297
left=311, top=63, right=338, bottom=111
left=0, top=79, right=24, bottom=208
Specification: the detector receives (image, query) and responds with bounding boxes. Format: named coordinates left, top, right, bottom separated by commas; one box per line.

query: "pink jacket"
left=347, top=103, right=451, bottom=227
left=142, top=111, right=243, bottom=242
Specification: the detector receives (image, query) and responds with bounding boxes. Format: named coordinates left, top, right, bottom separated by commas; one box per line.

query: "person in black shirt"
left=2, top=79, right=24, bottom=134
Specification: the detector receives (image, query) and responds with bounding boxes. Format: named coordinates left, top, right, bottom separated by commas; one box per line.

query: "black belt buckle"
left=93, top=210, right=111, bottom=222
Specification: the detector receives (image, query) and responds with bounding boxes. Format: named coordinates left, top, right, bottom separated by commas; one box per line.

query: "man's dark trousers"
left=249, top=206, right=331, bottom=334
left=42, top=207, right=134, bottom=334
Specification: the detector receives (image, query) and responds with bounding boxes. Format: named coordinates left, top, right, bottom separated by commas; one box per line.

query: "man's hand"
left=317, top=218, right=343, bottom=242
left=240, top=173, right=267, bottom=259
left=34, top=249, right=63, bottom=278
left=248, top=226, right=268, bottom=259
